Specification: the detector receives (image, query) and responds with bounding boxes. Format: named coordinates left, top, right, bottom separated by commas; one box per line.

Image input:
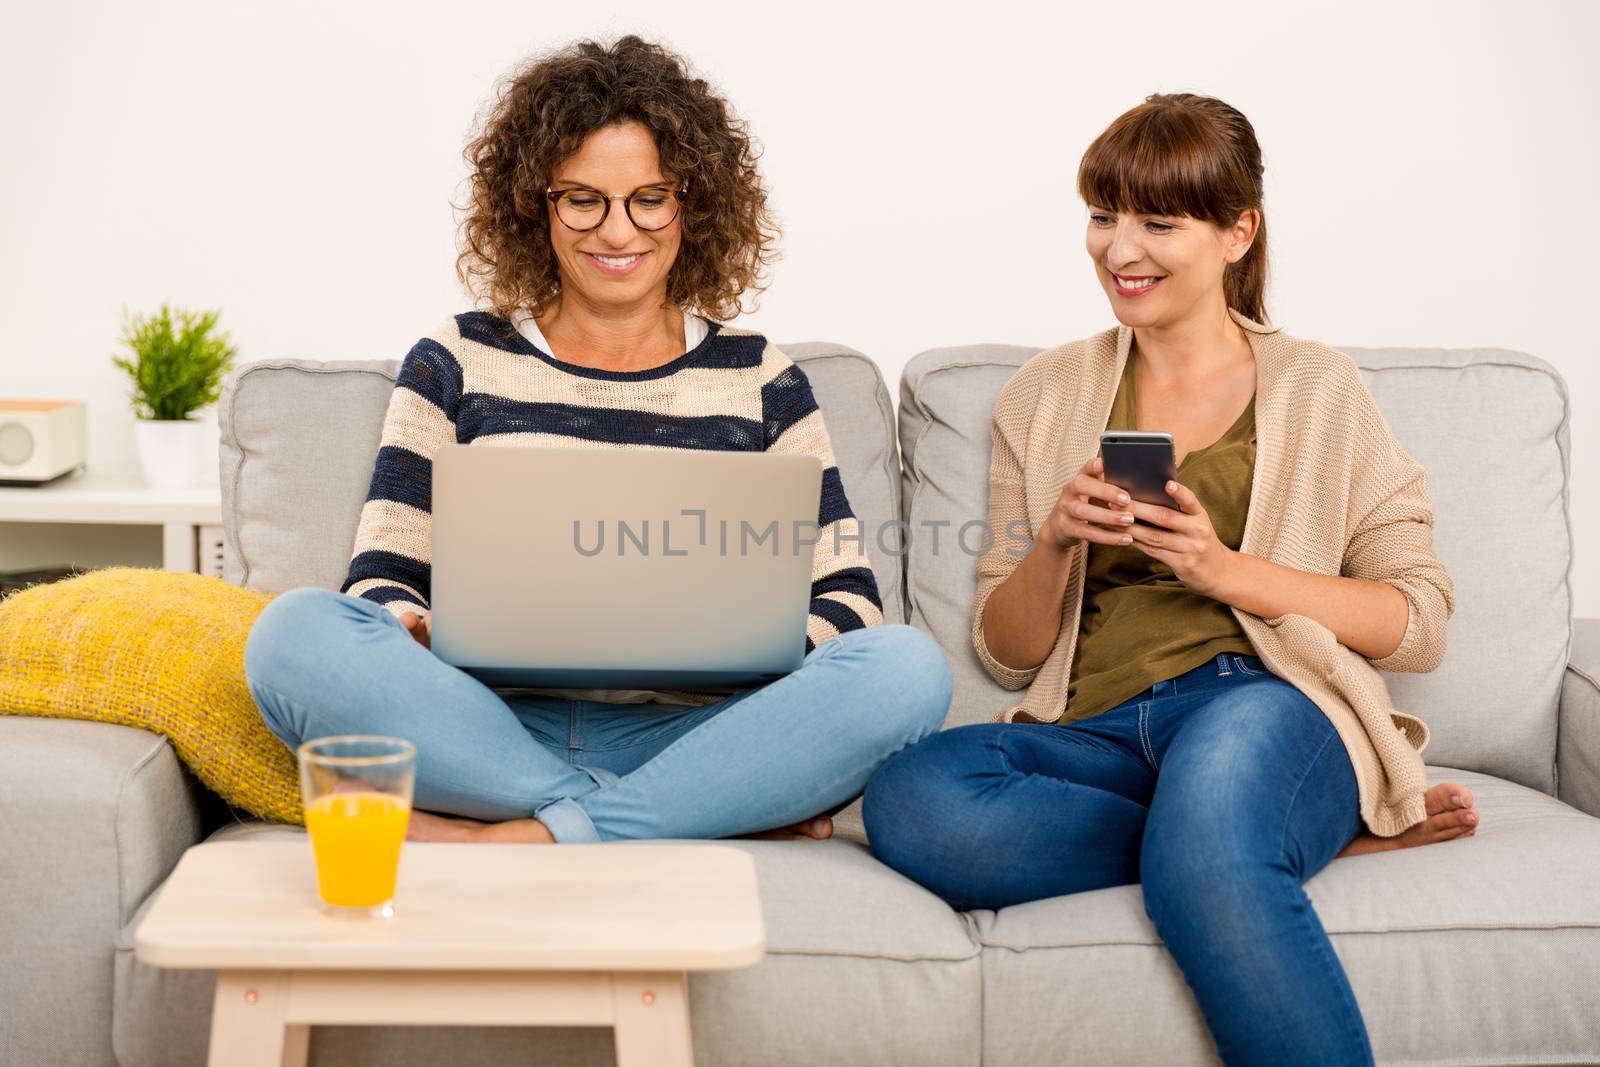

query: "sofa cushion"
left=897, top=344, right=1040, bottom=729
left=975, top=767, right=1600, bottom=1066
left=115, top=826, right=979, bottom=1067
left=0, top=718, right=205, bottom=1067
left=899, top=343, right=1572, bottom=792
left=781, top=343, right=904, bottom=626
left=1559, top=618, right=1600, bottom=819
left=219, top=341, right=904, bottom=626
left=0, top=567, right=299, bottom=824
left=1343, top=348, right=1571, bottom=793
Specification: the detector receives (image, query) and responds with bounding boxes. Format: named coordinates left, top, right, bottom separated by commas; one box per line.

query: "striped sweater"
left=340, top=311, right=884, bottom=704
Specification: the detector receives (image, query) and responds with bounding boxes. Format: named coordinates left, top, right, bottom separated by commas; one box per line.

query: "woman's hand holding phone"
left=1120, top=479, right=1235, bottom=599
left=1042, top=454, right=1238, bottom=601
left=1041, top=454, right=1139, bottom=552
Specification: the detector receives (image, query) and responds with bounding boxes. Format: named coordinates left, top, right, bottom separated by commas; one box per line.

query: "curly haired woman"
left=244, top=36, right=951, bottom=845
left=862, top=94, right=1478, bottom=1065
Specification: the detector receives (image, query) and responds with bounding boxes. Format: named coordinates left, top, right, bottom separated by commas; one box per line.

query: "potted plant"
left=112, top=304, right=238, bottom=490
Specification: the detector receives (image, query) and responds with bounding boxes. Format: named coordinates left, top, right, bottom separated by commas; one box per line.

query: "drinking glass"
left=297, top=735, right=416, bottom=918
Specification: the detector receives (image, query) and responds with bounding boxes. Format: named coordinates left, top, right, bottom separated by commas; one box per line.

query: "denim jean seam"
left=995, top=731, right=1020, bottom=779
left=1232, top=654, right=1268, bottom=677
left=576, top=705, right=721, bottom=753
left=1275, top=727, right=1340, bottom=870
left=1138, top=702, right=1158, bottom=772
left=1274, top=725, right=1372, bottom=1056
left=579, top=732, right=682, bottom=753
left=1292, top=858, right=1373, bottom=1056
left=1312, top=911, right=1373, bottom=1055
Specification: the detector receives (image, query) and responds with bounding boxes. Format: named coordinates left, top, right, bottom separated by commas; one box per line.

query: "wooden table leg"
left=209, top=972, right=307, bottom=1067
left=611, top=971, right=692, bottom=1067
left=284, top=1022, right=311, bottom=1066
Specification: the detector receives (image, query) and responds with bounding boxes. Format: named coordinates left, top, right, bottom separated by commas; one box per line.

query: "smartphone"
left=1099, top=431, right=1178, bottom=509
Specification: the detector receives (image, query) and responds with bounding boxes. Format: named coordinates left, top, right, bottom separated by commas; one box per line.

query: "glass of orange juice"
left=297, top=735, right=416, bottom=918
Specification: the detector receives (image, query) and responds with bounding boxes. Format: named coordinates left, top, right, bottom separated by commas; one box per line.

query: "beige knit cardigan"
left=970, top=310, right=1455, bottom=838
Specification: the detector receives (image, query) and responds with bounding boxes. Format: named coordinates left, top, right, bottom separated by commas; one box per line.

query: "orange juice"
left=304, top=791, right=410, bottom=908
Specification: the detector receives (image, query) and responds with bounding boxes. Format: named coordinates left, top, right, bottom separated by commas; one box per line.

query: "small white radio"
left=0, top=400, right=88, bottom=485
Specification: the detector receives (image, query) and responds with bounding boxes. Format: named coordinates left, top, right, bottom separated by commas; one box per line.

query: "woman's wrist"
left=1197, top=546, right=1250, bottom=607
left=1034, top=528, right=1077, bottom=564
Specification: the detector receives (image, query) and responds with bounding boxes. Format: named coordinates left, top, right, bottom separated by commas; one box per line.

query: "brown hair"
left=453, top=36, right=779, bottom=324
left=1077, top=93, right=1269, bottom=324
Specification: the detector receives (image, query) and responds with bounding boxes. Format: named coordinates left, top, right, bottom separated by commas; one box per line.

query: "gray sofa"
left=2, top=338, right=1597, bottom=1066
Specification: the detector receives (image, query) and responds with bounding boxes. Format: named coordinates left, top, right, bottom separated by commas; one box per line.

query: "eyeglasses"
left=544, top=184, right=686, bottom=232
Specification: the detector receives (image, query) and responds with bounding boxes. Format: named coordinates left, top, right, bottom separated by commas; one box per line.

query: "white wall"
left=2, top=0, right=1595, bottom=613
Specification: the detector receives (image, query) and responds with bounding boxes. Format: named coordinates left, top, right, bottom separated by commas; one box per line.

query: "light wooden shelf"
left=0, top=468, right=223, bottom=572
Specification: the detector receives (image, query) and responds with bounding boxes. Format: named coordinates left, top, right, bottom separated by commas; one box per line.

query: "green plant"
left=112, top=304, right=239, bottom=421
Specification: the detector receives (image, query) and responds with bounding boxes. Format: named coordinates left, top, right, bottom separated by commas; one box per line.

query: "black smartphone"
left=1099, top=431, right=1178, bottom=510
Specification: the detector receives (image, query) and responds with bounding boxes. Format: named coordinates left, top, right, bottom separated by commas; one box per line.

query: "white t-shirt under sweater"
left=513, top=310, right=710, bottom=359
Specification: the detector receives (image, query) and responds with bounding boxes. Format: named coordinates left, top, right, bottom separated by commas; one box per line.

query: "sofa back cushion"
left=219, top=343, right=905, bottom=625
left=897, top=345, right=1039, bottom=724
left=1343, top=347, right=1571, bottom=792
left=899, top=343, right=1572, bottom=794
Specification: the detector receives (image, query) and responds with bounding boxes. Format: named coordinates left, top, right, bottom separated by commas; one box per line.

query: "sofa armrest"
left=1557, top=618, right=1600, bottom=818
left=0, top=719, right=208, bottom=1067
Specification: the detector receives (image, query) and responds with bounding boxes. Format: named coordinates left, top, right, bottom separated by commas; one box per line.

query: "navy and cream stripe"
left=341, top=311, right=884, bottom=678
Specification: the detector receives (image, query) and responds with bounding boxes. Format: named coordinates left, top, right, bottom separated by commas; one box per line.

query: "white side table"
left=0, top=469, right=222, bottom=574
left=135, top=840, right=766, bottom=1067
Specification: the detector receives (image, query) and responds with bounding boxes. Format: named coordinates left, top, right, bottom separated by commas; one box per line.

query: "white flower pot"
left=134, top=417, right=208, bottom=491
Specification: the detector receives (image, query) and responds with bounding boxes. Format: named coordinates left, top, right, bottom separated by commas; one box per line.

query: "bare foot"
left=731, top=815, right=835, bottom=842
left=1337, top=782, right=1478, bottom=857
left=406, top=808, right=555, bottom=844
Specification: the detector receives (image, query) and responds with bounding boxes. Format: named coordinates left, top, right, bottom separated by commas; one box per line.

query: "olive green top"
left=1064, top=350, right=1259, bottom=722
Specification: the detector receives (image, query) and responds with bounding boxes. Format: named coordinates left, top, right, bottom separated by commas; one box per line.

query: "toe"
left=1428, top=809, right=1476, bottom=840
left=1424, top=783, right=1449, bottom=816
left=1424, top=782, right=1475, bottom=816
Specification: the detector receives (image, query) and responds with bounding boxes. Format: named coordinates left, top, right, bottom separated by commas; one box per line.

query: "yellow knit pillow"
left=0, top=566, right=303, bottom=824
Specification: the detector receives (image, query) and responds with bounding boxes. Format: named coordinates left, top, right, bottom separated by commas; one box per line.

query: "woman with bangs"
left=864, top=94, right=1474, bottom=1064
left=244, top=36, right=952, bottom=847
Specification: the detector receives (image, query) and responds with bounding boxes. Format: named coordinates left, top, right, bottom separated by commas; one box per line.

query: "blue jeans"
left=244, top=587, right=952, bottom=844
left=862, top=652, right=1372, bottom=1067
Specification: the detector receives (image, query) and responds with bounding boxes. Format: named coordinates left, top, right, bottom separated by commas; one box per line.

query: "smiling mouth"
left=1112, top=272, right=1165, bottom=291
left=585, top=252, right=646, bottom=269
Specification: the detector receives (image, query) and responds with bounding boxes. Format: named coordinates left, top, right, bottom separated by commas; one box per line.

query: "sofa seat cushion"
left=114, top=826, right=980, bottom=1067
left=975, top=767, right=1600, bottom=1066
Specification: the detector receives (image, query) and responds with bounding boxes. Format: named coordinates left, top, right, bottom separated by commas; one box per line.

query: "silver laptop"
left=429, top=445, right=822, bottom=690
